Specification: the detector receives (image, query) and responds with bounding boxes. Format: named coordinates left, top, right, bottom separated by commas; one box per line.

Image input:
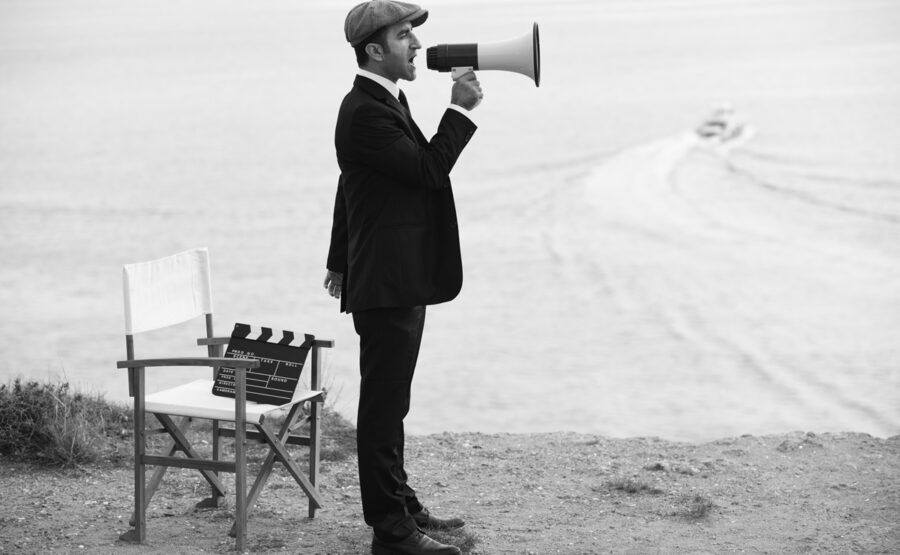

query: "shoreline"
left=2, top=429, right=898, bottom=553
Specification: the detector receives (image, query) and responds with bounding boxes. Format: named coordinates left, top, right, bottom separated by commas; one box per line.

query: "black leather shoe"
left=412, top=507, right=465, bottom=531
left=371, top=529, right=461, bottom=555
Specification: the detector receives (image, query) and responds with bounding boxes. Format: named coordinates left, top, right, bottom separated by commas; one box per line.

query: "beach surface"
left=2, top=430, right=898, bottom=553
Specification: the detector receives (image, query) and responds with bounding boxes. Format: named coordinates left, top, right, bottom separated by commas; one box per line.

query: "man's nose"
left=410, top=33, right=421, bottom=49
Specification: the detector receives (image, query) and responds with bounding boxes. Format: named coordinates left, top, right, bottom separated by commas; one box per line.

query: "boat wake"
left=531, top=105, right=900, bottom=438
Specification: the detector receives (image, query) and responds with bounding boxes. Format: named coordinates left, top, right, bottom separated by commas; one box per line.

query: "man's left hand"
left=323, top=270, right=343, bottom=299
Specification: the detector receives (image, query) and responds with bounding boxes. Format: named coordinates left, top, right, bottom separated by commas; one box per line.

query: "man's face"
left=376, top=21, right=421, bottom=82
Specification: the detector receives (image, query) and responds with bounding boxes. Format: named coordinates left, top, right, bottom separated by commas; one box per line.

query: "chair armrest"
left=197, top=337, right=230, bottom=347
left=117, top=357, right=260, bottom=370
left=198, top=337, right=335, bottom=348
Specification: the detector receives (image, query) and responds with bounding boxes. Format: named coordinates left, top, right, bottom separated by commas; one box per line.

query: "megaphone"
left=426, top=22, right=541, bottom=87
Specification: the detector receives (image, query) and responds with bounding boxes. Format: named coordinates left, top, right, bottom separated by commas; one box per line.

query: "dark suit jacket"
left=327, top=75, right=477, bottom=313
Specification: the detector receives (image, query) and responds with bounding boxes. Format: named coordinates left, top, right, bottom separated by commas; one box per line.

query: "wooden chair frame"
left=118, top=315, right=333, bottom=551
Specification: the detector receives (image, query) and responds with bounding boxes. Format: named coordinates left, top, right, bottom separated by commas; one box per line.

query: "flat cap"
left=345, top=1, right=428, bottom=47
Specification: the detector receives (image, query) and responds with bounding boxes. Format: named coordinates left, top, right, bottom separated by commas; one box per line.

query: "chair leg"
left=205, top=323, right=224, bottom=509
left=308, top=399, right=321, bottom=519
left=234, top=374, right=247, bottom=552
left=129, top=438, right=176, bottom=527
left=120, top=373, right=146, bottom=543
left=234, top=429, right=247, bottom=552
left=196, top=419, right=222, bottom=509
left=136, top=416, right=192, bottom=524
left=229, top=404, right=305, bottom=537
left=230, top=424, right=278, bottom=538
left=120, top=452, right=146, bottom=543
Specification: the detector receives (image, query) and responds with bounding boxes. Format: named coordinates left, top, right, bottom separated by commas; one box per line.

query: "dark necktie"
left=398, top=90, right=413, bottom=121
left=397, top=90, right=423, bottom=142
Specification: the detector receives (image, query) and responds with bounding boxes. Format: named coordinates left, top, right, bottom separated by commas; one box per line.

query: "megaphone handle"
left=451, top=66, right=475, bottom=80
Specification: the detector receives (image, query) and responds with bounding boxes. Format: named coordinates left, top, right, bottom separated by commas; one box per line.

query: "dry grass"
left=0, top=379, right=132, bottom=466
left=606, top=476, right=665, bottom=495
left=0, top=378, right=357, bottom=468
left=676, top=494, right=715, bottom=520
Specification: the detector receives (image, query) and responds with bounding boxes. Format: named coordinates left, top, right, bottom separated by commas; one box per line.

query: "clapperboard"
left=212, top=323, right=315, bottom=405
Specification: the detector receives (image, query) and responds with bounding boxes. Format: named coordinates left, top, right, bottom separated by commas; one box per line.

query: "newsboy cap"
left=344, top=0, right=428, bottom=47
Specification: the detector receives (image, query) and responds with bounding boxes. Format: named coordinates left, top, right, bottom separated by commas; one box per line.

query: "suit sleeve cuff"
left=448, top=103, right=476, bottom=125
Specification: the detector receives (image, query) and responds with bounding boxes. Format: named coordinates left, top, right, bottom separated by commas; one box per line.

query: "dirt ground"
left=1, top=430, right=898, bottom=554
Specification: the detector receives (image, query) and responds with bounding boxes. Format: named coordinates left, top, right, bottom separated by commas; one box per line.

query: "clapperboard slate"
left=212, top=323, right=315, bottom=405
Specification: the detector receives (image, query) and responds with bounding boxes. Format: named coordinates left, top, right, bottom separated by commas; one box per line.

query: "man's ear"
left=365, top=43, right=384, bottom=62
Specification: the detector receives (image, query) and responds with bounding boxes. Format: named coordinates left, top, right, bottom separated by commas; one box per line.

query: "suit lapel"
left=354, top=76, right=423, bottom=144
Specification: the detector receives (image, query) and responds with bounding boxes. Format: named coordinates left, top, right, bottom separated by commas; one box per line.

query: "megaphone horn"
left=426, top=22, right=541, bottom=87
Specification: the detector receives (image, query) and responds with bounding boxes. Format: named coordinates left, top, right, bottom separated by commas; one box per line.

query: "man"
left=323, top=1, right=482, bottom=554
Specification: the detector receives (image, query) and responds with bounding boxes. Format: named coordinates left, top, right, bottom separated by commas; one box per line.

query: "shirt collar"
left=357, top=68, right=401, bottom=100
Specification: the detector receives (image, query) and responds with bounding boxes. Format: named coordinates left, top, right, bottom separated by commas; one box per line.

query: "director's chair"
left=116, top=248, right=333, bottom=551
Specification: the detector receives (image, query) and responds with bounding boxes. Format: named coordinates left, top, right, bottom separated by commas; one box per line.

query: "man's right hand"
left=451, top=71, right=483, bottom=111
left=323, top=270, right=343, bottom=299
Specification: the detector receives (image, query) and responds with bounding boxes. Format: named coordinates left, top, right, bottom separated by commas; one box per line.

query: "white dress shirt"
left=356, top=69, right=475, bottom=123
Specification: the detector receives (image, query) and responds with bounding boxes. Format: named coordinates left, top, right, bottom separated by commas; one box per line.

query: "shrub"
left=0, top=379, right=131, bottom=467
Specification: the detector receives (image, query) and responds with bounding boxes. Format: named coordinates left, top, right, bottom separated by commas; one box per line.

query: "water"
left=2, top=0, right=898, bottom=442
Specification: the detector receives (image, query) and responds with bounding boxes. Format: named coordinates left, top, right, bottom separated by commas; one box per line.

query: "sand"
left=1, top=430, right=898, bottom=553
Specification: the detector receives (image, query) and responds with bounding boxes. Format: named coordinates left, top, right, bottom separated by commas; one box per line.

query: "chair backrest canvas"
left=123, top=248, right=214, bottom=334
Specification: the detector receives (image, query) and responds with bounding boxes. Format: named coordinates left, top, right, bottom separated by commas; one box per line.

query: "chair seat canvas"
left=145, top=379, right=322, bottom=424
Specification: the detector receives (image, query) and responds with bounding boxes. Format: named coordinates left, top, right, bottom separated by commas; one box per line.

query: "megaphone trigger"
left=450, top=67, right=476, bottom=81
left=426, top=22, right=541, bottom=87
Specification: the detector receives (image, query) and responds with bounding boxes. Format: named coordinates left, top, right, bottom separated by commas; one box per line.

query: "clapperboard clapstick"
left=212, top=323, right=315, bottom=405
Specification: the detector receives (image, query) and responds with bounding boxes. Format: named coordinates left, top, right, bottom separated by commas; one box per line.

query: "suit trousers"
left=352, top=305, right=427, bottom=541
